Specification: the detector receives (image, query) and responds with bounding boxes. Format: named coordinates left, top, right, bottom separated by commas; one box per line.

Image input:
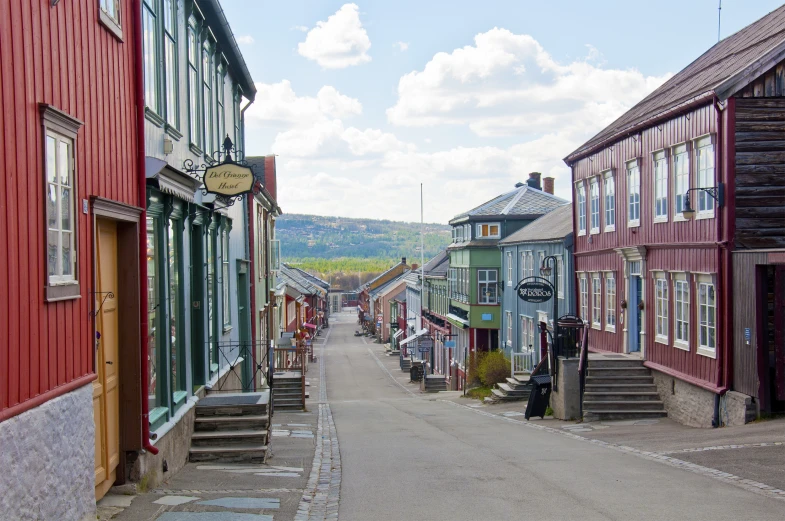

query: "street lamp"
left=540, top=255, right=559, bottom=357
left=682, top=184, right=725, bottom=219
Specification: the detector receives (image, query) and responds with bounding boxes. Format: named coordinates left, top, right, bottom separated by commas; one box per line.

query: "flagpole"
left=421, top=183, right=429, bottom=373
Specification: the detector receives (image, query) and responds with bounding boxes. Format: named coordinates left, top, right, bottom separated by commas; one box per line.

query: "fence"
left=511, top=350, right=535, bottom=375
left=209, top=341, right=270, bottom=393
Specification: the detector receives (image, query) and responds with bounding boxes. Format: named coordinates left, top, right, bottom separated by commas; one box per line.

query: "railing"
left=273, top=346, right=306, bottom=373
left=209, top=341, right=270, bottom=393
left=512, top=350, right=535, bottom=375
left=577, top=325, right=590, bottom=418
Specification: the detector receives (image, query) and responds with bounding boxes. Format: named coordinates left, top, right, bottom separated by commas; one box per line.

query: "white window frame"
left=519, top=315, right=528, bottom=351
left=589, top=177, right=600, bottom=234
left=591, top=273, right=602, bottom=329
left=99, top=0, right=123, bottom=38
left=520, top=251, right=526, bottom=281
left=506, top=251, right=513, bottom=286
left=694, top=135, right=716, bottom=220
left=477, top=269, right=498, bottom=304
left=604, top=272, right=616, bottom=332
left=476, top=222, right=501, bottom=239
left=579, top=273, right=588, bottom=323
left=506, top=311, right=512, bottom=346
left=653, top=149, right=668, bottom=223
left=673, top=272, right=690, bottom=351
left=626, top=159, right=640, bottom=228
left=525, top=251, right=534, bottom=279
left=696, top=274, right=717, bottom=358
left=576, top=181, right=586, bottom=236
left=538, top=251, right=545, bottom=278
left=673, top=143, right=690, bottom=222
left=603, top=170, right=615, bottom=232
left=654, top=272, right=669, bottom=344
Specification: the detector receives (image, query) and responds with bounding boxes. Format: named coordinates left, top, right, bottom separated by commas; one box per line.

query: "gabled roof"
left=567, top=5, right=785, bottom=162
left=450, top=184, right=567, bottom=224
left=392, top=289, right=407, bottom=302
left=289, top=266, right=330, bottom=291
left=499, top=204, right=573, bottom=245
left=423, top=250, right=449, bottom=278
left=281, top=264, right=323, bottom=296
left=362, top=259, right=410, bottom=291
left=369, top=271, right=409, bottom=298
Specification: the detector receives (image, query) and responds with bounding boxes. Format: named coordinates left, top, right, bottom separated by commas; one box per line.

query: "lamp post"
left=682, top=184, right=725, bottom=219
left=540, top=255, right=559, bottom=357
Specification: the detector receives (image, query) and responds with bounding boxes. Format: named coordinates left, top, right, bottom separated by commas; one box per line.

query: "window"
left=673, top=144, right=689, bottom=219
left=525, top=251, right=534, bottom=279
left=99, top=0, right=122, bottom=37
left=477, top=269, right=498, bottom=304
left=589, top=178, right=600, bottom=233
left=695, top=137, right=715, bottom=217
left=216, top=62, right=226, bottom=154
left=697, top=275, right=717, bottom=357
left=627, top=161, right=640, bottom=226
left=41, top=105, right=83, bottom=302
left=221, top=226, right=231, bottom=329
left=207, top=225, right=218, bottom=374
left=507, top=251, right=513, bottom=286
left=477, top=223, right=500, bottom=238
left=270, top=239, right=280, bottom=271
left=605, top=273, right=616, bottom=331
left=557, top=256, right=564, bottom=299
left=146, top=216, right=165, bottom=429
left=163, top=0, right=178, bottom=129
left=576, top=181, right=586, bottom=235
left=506, top=311, right=512, bottom=346
left=520, top=315, right=528, bottom=351
left=168, top=216, right=185, bottom=408
left=603, top=171, right=615, bottom=231
left=202, top=39, right=214, bottom=154
left=187, top=17, right=201, bottom=148
left=591, top=274, right=601, bottom=329
left=142, top=0, right=159, bottom=114
left=579, top=275, right=588, bottom=322
left=520, top=251, right=526, bottom=280
left=449, top=268, right=456, bottom=297
left=465, top=224, right=471, bottom=241
left=538, top=252, right=545, bottom=277
left=655, top=274, right=668, bottom=343
left=233, top=87, right=242, bottom=159
left=653, top=150, right=668, bottom=222
left=674, top=274, right=690, bottom=350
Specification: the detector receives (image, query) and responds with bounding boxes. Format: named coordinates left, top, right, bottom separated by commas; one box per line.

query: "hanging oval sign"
left=203, top=163, right=255, bottom=196
left=517, top=281, right=554, bottom=303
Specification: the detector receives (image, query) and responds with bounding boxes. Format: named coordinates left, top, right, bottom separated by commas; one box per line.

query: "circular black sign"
left=517, top=281, right=554, bottom=303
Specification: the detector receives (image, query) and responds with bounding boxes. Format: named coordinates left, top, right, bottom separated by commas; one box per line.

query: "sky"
left=222, top=0, right=784, bottom=224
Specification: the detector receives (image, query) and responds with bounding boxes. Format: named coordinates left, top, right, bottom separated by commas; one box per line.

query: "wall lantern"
left=682, top=183, right=725, bottom=219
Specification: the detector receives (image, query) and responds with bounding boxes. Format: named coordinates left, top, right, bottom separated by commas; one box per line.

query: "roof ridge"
left=501, top=186, right=527, bottom=215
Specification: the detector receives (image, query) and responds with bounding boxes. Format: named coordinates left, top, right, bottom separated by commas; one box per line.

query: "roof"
left=200, top=0, right=256, bottom=100
left=281, top=264, right=323, bottom=296
left=391, top=289, right=407, bottom=302
left=450, top=184, right=567, bottom=224
left=499, top=204, right=573, bottom=245
left=423, top=250, right=449, bottom=278
left=403, top=271, right=420, bottom=286
left=363, top=260, right=409, bottom=290
left=567, top=5, right=785, bottom=161
left=373, top=275, right=409, bottom=299
left=245, top=156, right=281, bottom=213
left=289, top=266, right=330, bottom=291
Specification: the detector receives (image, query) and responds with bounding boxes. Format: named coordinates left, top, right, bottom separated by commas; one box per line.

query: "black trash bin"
left=410, top=364, right=424, bottom=382
left=524, top=374, right=552, bottom=420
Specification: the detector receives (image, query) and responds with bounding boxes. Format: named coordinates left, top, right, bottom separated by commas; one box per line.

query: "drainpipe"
left=239, top=98, right=254, bottom=161
left=134, top=0, right=158, bottom=455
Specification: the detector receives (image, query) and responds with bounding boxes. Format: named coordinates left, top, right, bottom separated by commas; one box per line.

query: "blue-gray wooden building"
left=499, top=204, right=575, bottom=365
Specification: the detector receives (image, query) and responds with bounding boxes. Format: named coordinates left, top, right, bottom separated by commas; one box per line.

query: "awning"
left=303, top=323, right=317, bottom=329
left=399, top=328, right=429, bottom=347
left=393, top=329, right=404, bottom=340
left=446, top=313, right=469, bottom=328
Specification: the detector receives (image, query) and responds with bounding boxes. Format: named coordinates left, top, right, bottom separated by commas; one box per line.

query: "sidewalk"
left=99, top=333, right=332, bottom=521
left=367, top=343, right=785, bottom=495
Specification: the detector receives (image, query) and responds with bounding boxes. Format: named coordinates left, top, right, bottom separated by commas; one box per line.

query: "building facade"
left=565, top=6, right=785, bottom=426
left=421, top=251, right=452, bottom=381
left=499, top=204, right=575, bottom=368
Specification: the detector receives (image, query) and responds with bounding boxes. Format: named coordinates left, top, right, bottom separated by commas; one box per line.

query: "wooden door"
left=94, top=219, right=120, bottom=500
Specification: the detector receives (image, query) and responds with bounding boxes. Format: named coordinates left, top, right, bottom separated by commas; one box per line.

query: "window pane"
left=61, top=188, right=71, bottom=231
left=58, top=140, right=70, bottom=185
left=48, top=230, right=58, bottom=277
left=165, top=38, right=177, bottom=127
left=147, top=217, right=160, bottom=409
left=143, top=7, right=157, bottom=111
left=61, top=231, right=72, bottom=276
left=169, top=220, right=180, bottom=394
left=46, top=136, right=57, bottom=183
left=47, top=184, right=58, bottom=229
left=163, top=0, right=173, bottom=33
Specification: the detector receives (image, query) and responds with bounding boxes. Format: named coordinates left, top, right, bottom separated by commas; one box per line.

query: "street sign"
left=444, top=340, right=456, bottom=348
left=203, top=163, right=255, bottom=196
left=517, top=279, right=554, bottom=303
left=418, top=346, right=430, bottom=354
left=418, top=335, right=434, bottom=350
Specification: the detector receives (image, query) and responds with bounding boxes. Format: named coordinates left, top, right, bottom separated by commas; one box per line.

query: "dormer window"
left=476, top=223, right=500, bottom=238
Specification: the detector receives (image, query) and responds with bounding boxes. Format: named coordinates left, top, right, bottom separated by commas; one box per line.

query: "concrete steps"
left=582, top=359, right=666, bottom=422
left=489, top=373, right=532, bottom=402
left=273, top=376, right=305, bottom=411
left=423, top=375, right=447, bottom=392
left=401, top=357, right=412, bottom=372
left=189, top=393, right=270, bottom=464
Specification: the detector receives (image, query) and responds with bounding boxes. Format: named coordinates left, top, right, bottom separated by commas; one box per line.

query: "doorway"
left=94, top=219, right=120, bottom=500
left=237, top=260, right=252, bottom=391
left=760, top=265, right=785, bottom=413
left=628, top=275, right=642, bottom=353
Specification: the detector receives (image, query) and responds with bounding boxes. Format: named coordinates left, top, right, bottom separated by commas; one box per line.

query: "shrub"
left=478, top=350, right=510, bottom=387
left=467, top=351, right=485, bottom=386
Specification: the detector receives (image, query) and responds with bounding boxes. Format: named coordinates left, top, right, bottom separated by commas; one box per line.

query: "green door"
left=237, top=260, right=252, bottom=391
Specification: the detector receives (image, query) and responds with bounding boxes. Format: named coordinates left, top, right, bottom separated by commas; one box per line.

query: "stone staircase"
left=490, top=374, right=532, bottom=402
left=400, top=357, right=412, bottom=372
left=189, top=392, right=270, bottom=463
left=423, top=375, right=447, bottom=392
left=272, top=373, right=305, bottom=411
left=583, top=358, right=667, bottom=421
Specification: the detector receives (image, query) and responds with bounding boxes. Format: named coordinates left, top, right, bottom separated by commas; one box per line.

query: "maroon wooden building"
left=565, top=6, right=785, bottom=426
left=0, top=0, right=144, bottom=516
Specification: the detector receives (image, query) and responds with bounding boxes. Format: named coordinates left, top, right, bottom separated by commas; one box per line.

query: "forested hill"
left=277, top=213, right=451, bottom=260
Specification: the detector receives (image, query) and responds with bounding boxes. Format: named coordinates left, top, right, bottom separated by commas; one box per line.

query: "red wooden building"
left=0, top=0, right=144, bottom=516
left=565, top=6, right=785, bottom=427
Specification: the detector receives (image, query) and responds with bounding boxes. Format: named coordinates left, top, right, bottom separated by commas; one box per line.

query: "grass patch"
left=465, top=386, right=493, bottom=400
left=545, top=406, right=554, bottom=417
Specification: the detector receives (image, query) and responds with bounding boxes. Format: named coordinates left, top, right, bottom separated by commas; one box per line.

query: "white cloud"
left=394, top=41, right=409, bottom=52
left=291, top=25, right=309, bottom=32
left=297, top=4, right=372, bottom=69
left=245, top=81, right=362, bottom=129
left=236, top=35, right=254, bottom=45
left=271, top=121, right=411, bottom=158
left=387, top=28, right=670, bottom=138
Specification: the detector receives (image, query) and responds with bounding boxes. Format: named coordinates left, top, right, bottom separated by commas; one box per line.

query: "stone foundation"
left=0, top=384, right=96, bottom=521
left=650, top=370, right=752, bottom=428
left=551, top=357, right=580, bottom=421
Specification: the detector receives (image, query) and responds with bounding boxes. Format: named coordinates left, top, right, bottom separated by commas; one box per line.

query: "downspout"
left=247, top=195, right=256, bottom=391
left=134, top=0, right=158, bottom=455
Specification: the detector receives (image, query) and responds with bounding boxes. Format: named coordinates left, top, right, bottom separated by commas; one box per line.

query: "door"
left=628, top=276, right=642, bottom=352
left=237, top=262, right=252, bottom=391
left=94, top=219, right=120, bottom=500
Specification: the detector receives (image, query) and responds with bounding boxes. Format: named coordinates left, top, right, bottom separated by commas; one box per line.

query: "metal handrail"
left=577, top=326, right=590, bottom=418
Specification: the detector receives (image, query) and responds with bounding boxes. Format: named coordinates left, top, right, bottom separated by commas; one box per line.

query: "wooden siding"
left=732, top=251, right=768, bottom=398
left=0, top=0, right=138, bottom=419
left=734, top=98, right=785, bottom=249
left=575, top=250, right=622, bottom=353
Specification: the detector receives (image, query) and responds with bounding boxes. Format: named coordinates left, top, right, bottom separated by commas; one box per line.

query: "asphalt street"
left=326, top=312, right=784, bottom=521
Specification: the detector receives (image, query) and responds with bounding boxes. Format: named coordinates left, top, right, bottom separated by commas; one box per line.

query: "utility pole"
left=718, top=0, right=722, bottom=42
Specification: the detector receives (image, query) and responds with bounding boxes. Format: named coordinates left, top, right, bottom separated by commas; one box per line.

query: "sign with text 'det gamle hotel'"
left=203, top=163, right=255, bottom=197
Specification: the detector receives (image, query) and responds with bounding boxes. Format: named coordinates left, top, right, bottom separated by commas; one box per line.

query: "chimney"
left=263, top=155, right=277, bottom=202
left=411, top=263, right=419, bottom=271
left=515, top=182, right=525, bottom=188
left=543, top=177, right=555, bottom=195
left=402, top=257, right=407, bottom=265
left=526, top=172, right=542, bottom=190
